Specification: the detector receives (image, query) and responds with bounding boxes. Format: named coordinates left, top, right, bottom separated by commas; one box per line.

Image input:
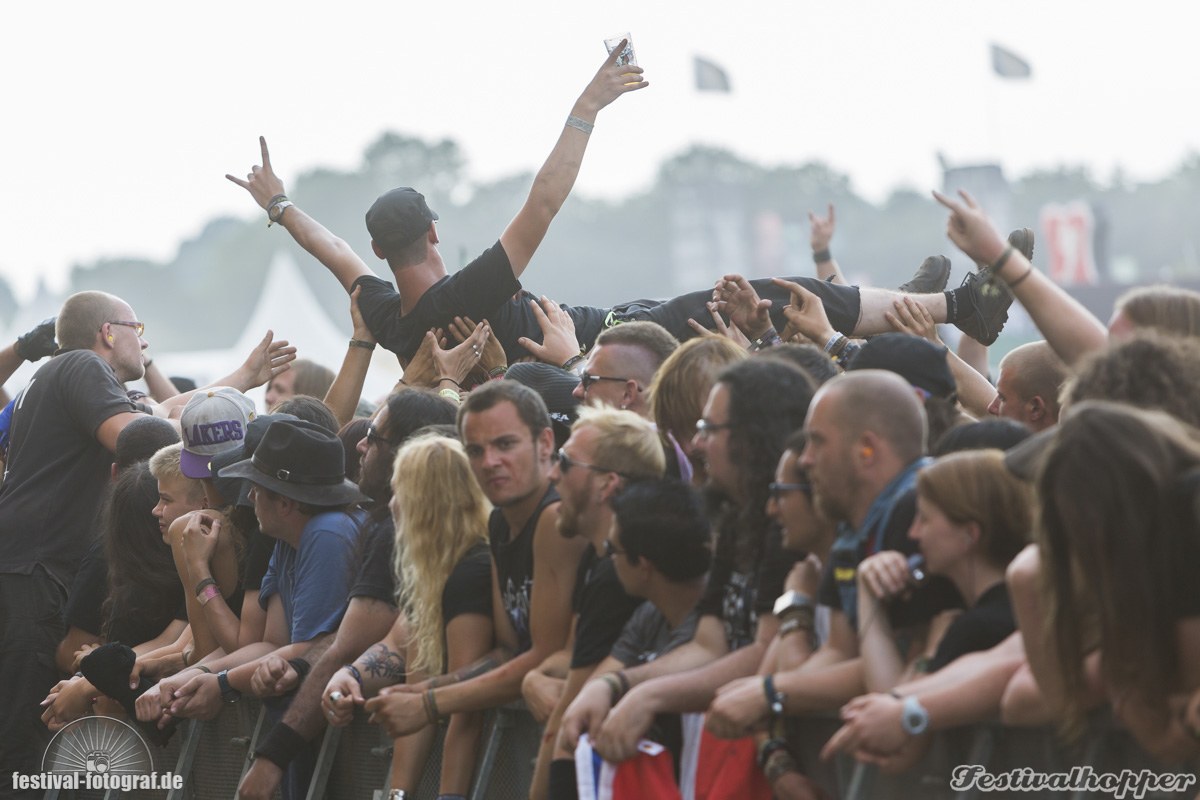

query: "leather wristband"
left=349, top=339, right=376, bottom=350
left=287, top=657, right=311, bottom=681
left=812, top=248, right=832, bottom=263
left=254, top=722, right=308, bottom=768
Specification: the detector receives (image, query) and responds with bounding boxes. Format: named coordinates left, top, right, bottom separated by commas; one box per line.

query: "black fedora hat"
left=218, top=419, right=368, bottom=506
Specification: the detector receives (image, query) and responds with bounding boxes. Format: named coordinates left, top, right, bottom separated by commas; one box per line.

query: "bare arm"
left=142, top=359, right=180, bottom=402
left=228, top=137, right=373, bottom=294
left=934, top=190, right=1107, bottom=366
left=809, top=204, right=846, bottom=285
left=499, top=45, right=648, bottom=277
left=324, top=286, right=375, bottom=427
left=438, top=506, right=583, bottom=714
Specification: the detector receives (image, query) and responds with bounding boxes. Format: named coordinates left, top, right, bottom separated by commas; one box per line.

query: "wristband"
left=423, top=689, right=441, bottom=724
left=349, top=339, right=376, bottom=351
left=287, top=657, right=312, bottom=681
left=488, top=366, right=507, bottom=379
left=197, top=584, right=220, bottom=606
left=565, top=115, right=594, bottom=135
left=614, top=670, right=631, bottom=696
left=812, top=248, right=832, bottom=263
left=435, top=376, right=463, bottom=388
left=438, top=388, right=461, bottom=403
left=749, top=328, right=782, bottom=352
left=342, top=664, right=364, bottom=687
left=763, top=749, right=800, bottom=783
left=195, top=665, right=213, bottom=674
left=823, top=332, right=846, bottom=354
left=989, top=244, right=1015, bottom=275
left=777, top=616, right=813, bottom=639
left=193, top=577, right=217, bottom=596
left=763, top=674, right=786, bottom=717
left=560, top=353, right=586, bottom=372
left=756, top=736, right=789, bottom=770
left=253, top=722, right=308, bottom=768
left=600, top=674, right=623, bottom=706
left=1007, top=265, right=1034, bottom=288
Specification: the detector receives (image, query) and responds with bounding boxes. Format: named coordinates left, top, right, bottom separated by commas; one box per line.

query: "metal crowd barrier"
left=44, top=705, right=1200, bottom=799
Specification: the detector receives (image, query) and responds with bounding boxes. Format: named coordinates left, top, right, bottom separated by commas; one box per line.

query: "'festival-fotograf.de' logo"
left=10, top=716, right=183, bottom=793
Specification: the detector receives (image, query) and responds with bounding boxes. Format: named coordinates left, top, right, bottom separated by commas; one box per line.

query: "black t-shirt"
left=352, top=241, right=607, bottom=363
left=817, top=489, right=963, bottom=630
left=64, top=537, right=108, bottom=636
left=442, top=543, right=493, bottom=623
left=570, top=547, right=643, bottom=669
left=609, top=602, right=700, bottom=667
left=106, top=585, right=187, bottom=648
left=489, top=486, right=558, bottom=654
left=928, top=583, right=1015, bottom=673
left=0, top=350, right=138, bottom=587
left=240, top=524, right=276, bottom=593
left=349, top=514, right=397, bottom=605
left=697, top=526, right=805, bottom=651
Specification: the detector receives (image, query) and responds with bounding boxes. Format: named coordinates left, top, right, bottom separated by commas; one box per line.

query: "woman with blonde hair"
left=328, top=433, right=494, bottom=799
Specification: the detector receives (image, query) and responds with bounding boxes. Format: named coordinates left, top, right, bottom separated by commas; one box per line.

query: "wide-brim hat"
left=218, top=418, right=368, bottom=506
left=209, top=413, right=299, bottom=508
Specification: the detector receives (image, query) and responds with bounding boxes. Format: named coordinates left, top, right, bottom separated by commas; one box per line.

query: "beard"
left=358, top=450, right=393, bottom=509
left=556, top=499, right=582, bottom=539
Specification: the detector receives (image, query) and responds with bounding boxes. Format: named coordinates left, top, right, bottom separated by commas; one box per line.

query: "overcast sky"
left=3, top=0, right=1196, bottom=301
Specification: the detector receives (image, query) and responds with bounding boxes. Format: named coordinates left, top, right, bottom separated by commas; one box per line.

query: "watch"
left=217, top=669, right=242, bottom=705
left=772, top=590, right=813, bottom=618
left=268, top=199, right=294, bottom=224
left=901, top=694, right=930, bottom=735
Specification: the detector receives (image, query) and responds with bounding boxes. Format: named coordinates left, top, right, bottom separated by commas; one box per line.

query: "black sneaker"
left=898, top=255, right=952, bottom=294
left=952, top=267, right=1013, bottom=346
left=1008, top=227, right=1035, bottom=262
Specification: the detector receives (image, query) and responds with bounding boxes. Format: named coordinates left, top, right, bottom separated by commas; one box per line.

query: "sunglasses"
left=108, top=320, right=145, bottom=336
left=553, top=448, right=620, bottom=476
left=366, top=424, right=398, bottom=447
left=579, top=372, right=636, bottom=393
left=768, top=481, right=813, bottom=500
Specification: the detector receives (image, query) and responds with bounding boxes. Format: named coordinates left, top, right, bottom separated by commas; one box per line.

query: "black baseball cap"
left=366, top=187, right=438, bottom=252
left=847, top=333, right=957, bottom=400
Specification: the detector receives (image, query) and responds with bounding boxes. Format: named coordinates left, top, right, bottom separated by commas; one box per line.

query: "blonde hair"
left=1115, top=285, right=1200, bottom=338
left=391, top=435, right=491, bottom=676
left=147, top=443, right=205, bottom=502
left=916, top=449, right=1032, bottom=569
left=575, top=406, right=666, bottom=480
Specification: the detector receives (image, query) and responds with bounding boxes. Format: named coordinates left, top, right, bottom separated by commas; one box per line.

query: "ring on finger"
left=330, top=691, right=343, bottom=703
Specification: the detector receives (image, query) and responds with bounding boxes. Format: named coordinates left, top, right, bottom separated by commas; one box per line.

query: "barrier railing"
left=46, top=706, right=1200, bottom=799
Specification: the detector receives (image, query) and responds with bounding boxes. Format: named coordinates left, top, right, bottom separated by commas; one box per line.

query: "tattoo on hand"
left=361, top=644, right=405, bottom=681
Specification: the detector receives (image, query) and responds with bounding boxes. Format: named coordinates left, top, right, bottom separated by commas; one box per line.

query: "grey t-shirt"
left=609, top=601, right=700, bottom=667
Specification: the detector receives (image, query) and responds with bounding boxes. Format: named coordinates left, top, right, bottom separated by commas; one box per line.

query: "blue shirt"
left=259, top=509, right=364, bottom=642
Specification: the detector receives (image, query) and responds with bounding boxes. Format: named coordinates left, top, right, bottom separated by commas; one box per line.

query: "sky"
left=3, top=0, right=1198, bottom=302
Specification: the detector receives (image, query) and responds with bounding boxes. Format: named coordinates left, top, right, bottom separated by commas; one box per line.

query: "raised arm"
left=228, top=137, right=373, bottom=294
left=500, top=43, right=648, bottom=277
left=934, top=190, right=1107, bottom=366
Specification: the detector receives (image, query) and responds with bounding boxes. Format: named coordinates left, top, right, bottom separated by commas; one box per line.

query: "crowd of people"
left=2, top=42, right=1199, bottom=800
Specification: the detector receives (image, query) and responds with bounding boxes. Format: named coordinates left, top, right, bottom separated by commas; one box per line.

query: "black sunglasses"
left=553, top=448, right=621, bottom=477
left=768, top=481, right=813, bottom=500
left=366, top=424, right=398, bottom=447
left=579, top=372, right=635, bottom=393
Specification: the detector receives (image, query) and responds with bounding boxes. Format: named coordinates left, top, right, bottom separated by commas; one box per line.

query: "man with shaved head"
left=706, top=370, right=961, bottom=734
left=571, top=321, right=678, bottom=418
left=0, top=290, right=150, bottom=793
left=987, top=341, right=1068, bottom=432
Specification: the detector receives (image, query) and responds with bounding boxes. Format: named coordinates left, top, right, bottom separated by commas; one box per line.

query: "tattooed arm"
left=421, top=645, right=516, bottom=689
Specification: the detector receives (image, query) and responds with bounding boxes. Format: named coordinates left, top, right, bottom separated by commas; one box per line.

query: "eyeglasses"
left=694, top=419, right=734, bottom=438
left=108, top=320, right=145, bottom=337
left=579, top=372, right=641, bottom=394
left=768, top=481, right=813, bottom=500
left=365, top=424, right=398, bottom=447
left=603, top=539, right=627, bottom=558
left=553, top=448, right=618, bottom=476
